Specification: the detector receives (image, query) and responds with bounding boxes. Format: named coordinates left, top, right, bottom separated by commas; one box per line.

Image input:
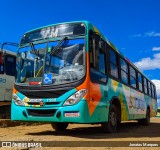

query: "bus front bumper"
left=11, top=100, right=90, bottom=123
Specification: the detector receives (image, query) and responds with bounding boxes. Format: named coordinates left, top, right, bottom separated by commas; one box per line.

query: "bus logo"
left=39, top=101, right=44, bottom=106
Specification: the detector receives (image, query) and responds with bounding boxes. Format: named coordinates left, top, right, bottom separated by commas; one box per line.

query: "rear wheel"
left=51, top=122, right=69, bottom=131
left=101, top=104, right=118, bottom=133
left=138, top=108, right=150, bottom=126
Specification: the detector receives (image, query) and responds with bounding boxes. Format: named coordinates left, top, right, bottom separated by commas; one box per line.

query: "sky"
left=0, top=0, right=160, bottom=106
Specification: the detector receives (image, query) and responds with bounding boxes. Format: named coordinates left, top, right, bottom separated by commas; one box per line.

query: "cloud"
left=152, top=80, right=160, bottom=99
left=144, top=31, right=160, bottom=37
left=130, top=31, right=160, bottom=38
left=130, top=34, right=143, bottom=38
left=134, top=53, right=160, bottom=71
left=152, top=47, right=160, bottom=51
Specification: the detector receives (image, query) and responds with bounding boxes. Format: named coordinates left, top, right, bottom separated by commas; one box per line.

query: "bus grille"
left=27, top=109, right=57, bottom=117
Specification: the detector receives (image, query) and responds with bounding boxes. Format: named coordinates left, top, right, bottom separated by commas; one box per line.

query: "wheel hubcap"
left=110, top=112, right=116, bottom=126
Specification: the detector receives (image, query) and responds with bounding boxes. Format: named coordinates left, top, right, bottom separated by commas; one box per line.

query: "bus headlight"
left=12, top=94, right=25, bottom=106
left=63, top=89, right=87, bottom=106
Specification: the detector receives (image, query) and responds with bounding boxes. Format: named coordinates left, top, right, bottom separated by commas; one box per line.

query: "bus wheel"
left=138, top=108, right=150, bottom=126
left=101, top=104, right=118, bottom=133
left=51, top=122, right=69, bottom=131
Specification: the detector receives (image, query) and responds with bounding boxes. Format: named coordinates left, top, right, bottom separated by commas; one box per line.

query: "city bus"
left=0, top=47, right=16, bottom=118
left=11, top=21, right=157, bottom=133
left=156, top=107, right=160, bottom=117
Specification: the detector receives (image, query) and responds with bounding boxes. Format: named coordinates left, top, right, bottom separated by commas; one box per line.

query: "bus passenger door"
left=89, top=33, right=107, bottom=84
left=4, top=54, right=16, bottom=101
left=0, top=53, right=4, bottom=74
left=0, top=53, right=5, bottom=101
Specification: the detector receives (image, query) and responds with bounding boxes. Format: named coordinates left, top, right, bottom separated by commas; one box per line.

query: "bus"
left=11, top=21, right=157, bottom=133
left=0, top=47, right=16, bottom=118
left=156, top=107, right=160, bottom=117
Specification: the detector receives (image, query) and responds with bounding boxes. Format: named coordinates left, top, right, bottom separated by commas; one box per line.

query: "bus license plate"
left=29, top=99, right=42, bottom=102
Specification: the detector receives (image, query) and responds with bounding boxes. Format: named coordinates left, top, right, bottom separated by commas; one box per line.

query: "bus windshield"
left=16, top=38, right=85, bottom=86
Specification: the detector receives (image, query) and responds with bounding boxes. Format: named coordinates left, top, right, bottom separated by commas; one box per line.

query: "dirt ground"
left=0, top=117, right=160, bottom=150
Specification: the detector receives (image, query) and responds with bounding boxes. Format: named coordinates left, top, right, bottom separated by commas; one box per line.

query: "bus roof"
left=25, top=20, right=90, bottom=33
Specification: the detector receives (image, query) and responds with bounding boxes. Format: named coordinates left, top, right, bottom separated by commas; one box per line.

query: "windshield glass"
left=16, top=43, right=46, bottom=84
left=16, top=38, right=85, bottom=86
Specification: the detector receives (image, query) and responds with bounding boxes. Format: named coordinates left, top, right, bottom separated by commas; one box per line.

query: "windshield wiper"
left=50, top=36, right=68, bottom=55
left=30, top=42, right=39, bottom=57
left=30, top=42, right=40, bottom=77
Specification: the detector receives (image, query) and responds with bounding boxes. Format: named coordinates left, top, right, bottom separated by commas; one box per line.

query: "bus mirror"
left=1, top=42, right=19, bottom=53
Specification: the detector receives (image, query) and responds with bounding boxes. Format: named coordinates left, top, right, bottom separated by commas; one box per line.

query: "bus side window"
left=109, top=49, right=119, bottom=78
left=129, top=66, right=137, bottom=88
left=0, top=53, right=4, bottom=74
left=99, top=40, right=106, bottom=74
left=143, top=77, right=148, bottom=94
left=92, top=34, right=100, bottom=70
left=120, top=58, right=129, bottom=84
left=151, top=84, right=154, bottom=98
left=89, top=33, right=107, bottom=84
left=148, top=81, right=151, bottom=96
left=5, top=54, right=16, bottom=76
left=138, top=73, right=143, bottom=92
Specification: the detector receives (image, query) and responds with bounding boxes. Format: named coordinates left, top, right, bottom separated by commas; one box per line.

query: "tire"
left=138, top=108, right=150, bottom=126
left=101, top=104, right=118, bottom=133
left=51, top=122, right=69, bottom=131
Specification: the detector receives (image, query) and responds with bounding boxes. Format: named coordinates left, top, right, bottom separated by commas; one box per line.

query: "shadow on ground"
left=27, top=120, right=160, bottom=139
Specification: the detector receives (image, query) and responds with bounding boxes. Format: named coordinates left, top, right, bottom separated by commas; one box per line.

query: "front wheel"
left=101, top=104, right=118, bottom=133
left=51, top=122, right=69, bottom=131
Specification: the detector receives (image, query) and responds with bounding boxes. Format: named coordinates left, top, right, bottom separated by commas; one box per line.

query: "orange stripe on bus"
left=76, top=53, right=102, bottom=116
left=13, top=88, right=18, bottom=94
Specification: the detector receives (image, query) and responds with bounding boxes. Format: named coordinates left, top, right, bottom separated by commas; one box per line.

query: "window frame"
left=138, top=72, right=143, bottom=92
left=4, top=54, right=16, bottom=76
left=129, top=65, right=137, bottom=89
left=120, top=57, right=129, bottom=84
left=148, top=81, right=152, bottom=96
left=108, top=48, right=120, bottom=79
left=143, top=77, right=148, bottom=94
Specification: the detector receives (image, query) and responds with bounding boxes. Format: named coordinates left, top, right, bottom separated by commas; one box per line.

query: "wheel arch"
left=110, top=96, right=121, bottom=123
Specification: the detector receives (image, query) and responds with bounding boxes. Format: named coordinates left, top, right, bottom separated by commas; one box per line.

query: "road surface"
left=0, top=117, right=160, bottom=150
